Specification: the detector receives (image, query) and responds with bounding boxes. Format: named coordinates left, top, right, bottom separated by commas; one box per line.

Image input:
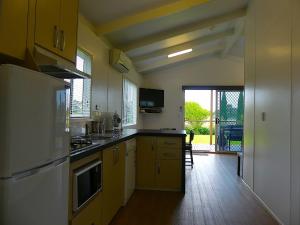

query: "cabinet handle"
left=164, top=142, right=176, bottom=145
left=157, top=162, right=160, bottom=174
left=60, top=30, right=65, bottom=51
left=113, top=148, right=116, bottom=165
left=163, top=153, right=174, bottom=157
left=117, top=148, right=119, bottom=163
left=53, top=26, right=59, bottom=48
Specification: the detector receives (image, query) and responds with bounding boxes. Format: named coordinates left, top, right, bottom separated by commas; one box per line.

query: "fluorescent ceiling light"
left=168, top=49, right=193, bottom=58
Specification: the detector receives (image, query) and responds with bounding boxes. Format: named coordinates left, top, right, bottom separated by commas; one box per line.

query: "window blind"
left=123, top=79, right=137, bottom=126
left=70, top=49, right=92, bottom=118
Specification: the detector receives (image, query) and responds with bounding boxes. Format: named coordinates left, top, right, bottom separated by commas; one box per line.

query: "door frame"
left=215, top=89, right=245, bottom=153
left=182, top=86, right=244, bottom=153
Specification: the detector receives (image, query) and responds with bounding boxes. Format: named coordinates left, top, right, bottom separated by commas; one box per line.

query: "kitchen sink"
left=91, top=134, right=113, bottom=140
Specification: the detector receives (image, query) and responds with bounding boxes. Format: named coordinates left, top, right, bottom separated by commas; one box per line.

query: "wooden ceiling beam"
left=137, top=45, right=224, bottom=73
left=96, top=0, right=210, bottom=34
left=221, top=19, right=245, bottom=57
left=122, top=8, right=246, bottom=54
left=132, top=29, right=234, bottom=63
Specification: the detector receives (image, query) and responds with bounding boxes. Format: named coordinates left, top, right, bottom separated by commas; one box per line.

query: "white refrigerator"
left=0, top=64, right=70, bottom=225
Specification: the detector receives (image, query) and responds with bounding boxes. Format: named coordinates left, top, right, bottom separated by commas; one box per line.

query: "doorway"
left=184, top=87, right=244, bottom=153
left=185, top=90, right=216, bottom=152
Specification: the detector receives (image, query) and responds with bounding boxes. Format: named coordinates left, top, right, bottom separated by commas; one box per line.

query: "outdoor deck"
left=192, top=144, right=242, bottom=152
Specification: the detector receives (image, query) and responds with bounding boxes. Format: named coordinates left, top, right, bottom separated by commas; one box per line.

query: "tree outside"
left=220, top=92, right=228, bottom=121
left=237, top=91, right=244, bottom=124
left=185, top=101, right=211, bottom=135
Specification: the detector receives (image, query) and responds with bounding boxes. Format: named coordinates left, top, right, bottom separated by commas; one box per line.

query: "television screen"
left=139, top=88, right=164, bottom=108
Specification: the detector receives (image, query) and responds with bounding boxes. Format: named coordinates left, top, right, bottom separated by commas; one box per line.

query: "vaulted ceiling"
left=79, top=0, right=248, bottom=73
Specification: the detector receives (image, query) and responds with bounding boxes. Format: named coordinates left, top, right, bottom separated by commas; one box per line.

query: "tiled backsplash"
left=70, top=119, right=90, bottom=136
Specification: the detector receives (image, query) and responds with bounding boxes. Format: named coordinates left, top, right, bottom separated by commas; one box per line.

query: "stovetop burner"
left=70, top=136, right=93, bottom=152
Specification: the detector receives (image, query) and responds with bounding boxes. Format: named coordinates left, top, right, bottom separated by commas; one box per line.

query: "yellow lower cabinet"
left=102, top=144, right=125, bottom=225
left=156, top=159, right=181, bottom=191
left=72, top=194, right=102, bottom=225
left=115, top=143, right=125, bottom=206
left=136, top=137, right=156, bottom=189
left=102, top=147, right=117, bottom=225
left=136, top=136, right=182, bottom=191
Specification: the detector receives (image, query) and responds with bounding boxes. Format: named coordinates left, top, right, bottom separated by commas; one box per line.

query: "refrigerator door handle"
left=13, top=157, right=69, bottom=181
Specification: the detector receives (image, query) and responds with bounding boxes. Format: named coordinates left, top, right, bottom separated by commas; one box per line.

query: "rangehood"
left=27, top=46, right=90, bottom=79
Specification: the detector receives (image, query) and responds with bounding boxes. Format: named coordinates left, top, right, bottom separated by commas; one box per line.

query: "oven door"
left=73, top=160, right=102, bottom=212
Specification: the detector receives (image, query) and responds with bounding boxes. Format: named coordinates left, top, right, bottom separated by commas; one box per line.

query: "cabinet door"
left=136, top=137, right=156, bottom=189
left=72, top=194, right=102, bottom=225
left=102, top=148, right=116, bottom=225
left=35, top=0, right=61, bottom=54
left=156, top=160, right=181, bottom=190
left=0, top=0, right=28, bottom=60
left=115, top=143, right=125, bottom=206
left=59, top=0, right=78, bottom=62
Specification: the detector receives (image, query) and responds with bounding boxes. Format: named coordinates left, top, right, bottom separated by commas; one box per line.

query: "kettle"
left=112, top=112, right=121, bottom=130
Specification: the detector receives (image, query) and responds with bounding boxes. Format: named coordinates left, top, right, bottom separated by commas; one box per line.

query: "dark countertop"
left=70, top=129, right=186, bottom=162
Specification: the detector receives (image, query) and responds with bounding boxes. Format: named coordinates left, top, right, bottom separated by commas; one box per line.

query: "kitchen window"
left=69, top=49, right=92, bottom=118
left=123, top=79, right=137, bottom=126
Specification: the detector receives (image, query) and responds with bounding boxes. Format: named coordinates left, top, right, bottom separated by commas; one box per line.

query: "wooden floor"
left=110, top=154, right=278, bottom=225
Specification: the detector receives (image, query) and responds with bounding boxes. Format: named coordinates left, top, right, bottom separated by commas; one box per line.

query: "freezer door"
left=0, top=64, right=70, bottom=177
left=0, top=157, right=69, bottom=225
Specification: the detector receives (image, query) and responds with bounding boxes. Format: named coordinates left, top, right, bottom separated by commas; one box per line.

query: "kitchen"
left=0, top=1, right=186, bottom=225
left=2, top=0, right=296, bottom=225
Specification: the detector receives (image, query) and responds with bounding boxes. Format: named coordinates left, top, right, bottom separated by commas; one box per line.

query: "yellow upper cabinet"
left=59, top=0, right=78, bottom=62
left=35, top=0, right=61, bottom=55
left=0, top=0, right=28, bottom=61
left=35, top=0, right=78, bottom=63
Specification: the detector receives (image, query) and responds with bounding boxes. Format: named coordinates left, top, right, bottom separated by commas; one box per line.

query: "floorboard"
left=110, top=154, right=279, bottom=225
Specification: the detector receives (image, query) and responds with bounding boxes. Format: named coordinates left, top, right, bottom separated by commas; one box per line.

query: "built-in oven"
left=73, top=160, right=102, bottom=212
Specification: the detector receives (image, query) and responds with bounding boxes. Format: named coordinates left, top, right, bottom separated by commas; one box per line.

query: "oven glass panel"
left=77, top=163, right=101, bottom=207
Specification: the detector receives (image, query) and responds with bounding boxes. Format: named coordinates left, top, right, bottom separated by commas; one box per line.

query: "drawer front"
left=157, top=137, right=182, bottom=149
left=157, top=147, right=181, bottom=160
left=126, top=138, right=136, bottom=150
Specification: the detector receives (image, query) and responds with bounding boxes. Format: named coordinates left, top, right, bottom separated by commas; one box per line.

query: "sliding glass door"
left=215, top=90, right=244, bottom=152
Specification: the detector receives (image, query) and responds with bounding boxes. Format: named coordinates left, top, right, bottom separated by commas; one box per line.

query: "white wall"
left=243, top=0, right=300, bottom=224
left=141, top=54, right=244, bottom=130
left=70, top=15, right=143, bottom=135
left=243, top=1, right=255, bottom=189
left=254, top=1, right=291, bottom=223
left=290, top=0, right=300, bottom=224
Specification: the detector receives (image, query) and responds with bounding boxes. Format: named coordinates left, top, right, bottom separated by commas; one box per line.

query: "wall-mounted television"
left=139, top=88, right=164, bottom=108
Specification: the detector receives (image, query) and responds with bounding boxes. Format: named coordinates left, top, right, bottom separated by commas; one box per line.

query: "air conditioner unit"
left=109, top=49, right=131, bottom=73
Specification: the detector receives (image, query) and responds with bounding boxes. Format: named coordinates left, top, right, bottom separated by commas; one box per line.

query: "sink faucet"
left=85, top=123, right=89, bottom=137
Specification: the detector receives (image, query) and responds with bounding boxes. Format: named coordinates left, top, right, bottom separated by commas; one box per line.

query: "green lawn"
left=186, top=135, right=215, bottom=144
left=186, top=134, right=242, bottom=145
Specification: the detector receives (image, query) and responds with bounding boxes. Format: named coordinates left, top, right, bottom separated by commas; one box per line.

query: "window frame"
left=122, top=78, right=138, bottom=127
left=70, top=48, right=93, bottom=119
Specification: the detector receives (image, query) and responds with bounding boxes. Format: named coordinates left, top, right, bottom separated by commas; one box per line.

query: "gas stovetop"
left=70, top=136, right=93, bottom=152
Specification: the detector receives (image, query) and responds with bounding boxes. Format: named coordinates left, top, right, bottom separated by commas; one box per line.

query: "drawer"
left=157, top=137, right=182, bottom=149
left=157, top=147, right=181, bottom=160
